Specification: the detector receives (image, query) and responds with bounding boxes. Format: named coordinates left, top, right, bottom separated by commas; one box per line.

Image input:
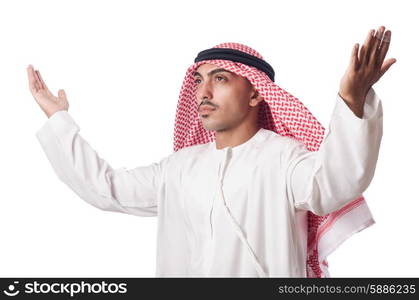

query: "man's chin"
left=201, top=122, right=218, bottom=132
left=202, top=122, right=227, bottom=133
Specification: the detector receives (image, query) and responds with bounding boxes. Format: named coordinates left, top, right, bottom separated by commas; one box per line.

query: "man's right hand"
left=27, top=65, right=69, bottom=118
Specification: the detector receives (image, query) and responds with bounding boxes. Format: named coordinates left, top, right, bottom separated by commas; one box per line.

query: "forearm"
left=36, top=111, right=158, bottom=216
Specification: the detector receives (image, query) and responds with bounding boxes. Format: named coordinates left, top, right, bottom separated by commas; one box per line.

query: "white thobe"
left=36, top=88, right=383, bottom=277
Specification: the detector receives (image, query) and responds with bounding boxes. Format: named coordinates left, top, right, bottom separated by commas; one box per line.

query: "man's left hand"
left=339, top=25, right=396, bottom=118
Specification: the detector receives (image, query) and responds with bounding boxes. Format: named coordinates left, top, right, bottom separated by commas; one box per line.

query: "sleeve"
left=285, top=87, right=383, bottom=216
left=36, top=110, right=170, bottom=217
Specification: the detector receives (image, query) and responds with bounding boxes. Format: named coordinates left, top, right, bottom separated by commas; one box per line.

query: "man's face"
left=193, top=63, right=261, bottom=132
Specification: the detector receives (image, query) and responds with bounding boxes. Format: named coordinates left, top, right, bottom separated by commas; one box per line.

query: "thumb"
left=58, top=89, right=67, bottom=101
left=379, top=58, right=397, bottom=77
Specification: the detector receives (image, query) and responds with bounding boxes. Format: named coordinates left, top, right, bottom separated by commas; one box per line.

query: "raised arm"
left=29, top=66, right=167, bottom=217
left=285, top=25, right=394, bottom=216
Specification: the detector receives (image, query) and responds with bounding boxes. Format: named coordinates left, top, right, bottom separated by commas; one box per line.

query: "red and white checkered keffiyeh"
left=172, top=42, right=375, bottom=277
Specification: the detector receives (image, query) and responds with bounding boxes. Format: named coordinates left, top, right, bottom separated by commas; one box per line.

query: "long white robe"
left=36, top=88, right=383, bottom=277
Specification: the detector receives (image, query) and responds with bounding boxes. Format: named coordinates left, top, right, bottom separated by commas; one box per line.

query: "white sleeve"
left=36, top=110, right=169, bottom=217
left=286, top=87, right=383, bottom=216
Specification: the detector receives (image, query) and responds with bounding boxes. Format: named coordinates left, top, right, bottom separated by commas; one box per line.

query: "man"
left=28, top=26, right=395, bottom=277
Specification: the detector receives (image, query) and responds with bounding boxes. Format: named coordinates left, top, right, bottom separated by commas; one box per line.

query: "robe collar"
left=210, top=127, right=268, bottom=155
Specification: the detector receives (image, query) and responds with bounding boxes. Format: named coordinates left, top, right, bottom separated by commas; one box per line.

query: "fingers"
left=27, top=65, right=40, bottom=93
left=35, top=70, right=47, bottom=90
left=33, top=70, right=43, bottom=90
left=369, top=26, right=386, bottom=66
left=28, top=65, right=56, bottom=99
left=35, top=69, right=54, bottom=98
left=377, top=30, right=391, bottom=67
left=359, top=26, right=395, bottom=73
left=359, top=29, right=375, bottom=65
left=30, top=66, right=44, bottom=92
left=350, top=43, right=360, bottom=70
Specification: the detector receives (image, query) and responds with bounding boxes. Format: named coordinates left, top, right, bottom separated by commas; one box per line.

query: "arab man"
left=28, top=25, right=395, bottom=277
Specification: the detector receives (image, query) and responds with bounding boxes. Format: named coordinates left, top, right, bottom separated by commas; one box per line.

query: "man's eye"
left=194, top=76, right=225, bottom=84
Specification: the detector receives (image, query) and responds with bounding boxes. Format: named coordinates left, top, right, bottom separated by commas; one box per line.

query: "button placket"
left=209, top=149, right=229, bottom=239
left=204, top=148, right=230, bottom=275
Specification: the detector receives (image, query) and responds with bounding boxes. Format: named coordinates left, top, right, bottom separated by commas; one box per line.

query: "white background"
left=0, top=0, right=417, bottom=277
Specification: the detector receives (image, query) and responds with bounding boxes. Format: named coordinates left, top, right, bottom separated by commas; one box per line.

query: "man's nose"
left=196, top=80, right=213, bottom=105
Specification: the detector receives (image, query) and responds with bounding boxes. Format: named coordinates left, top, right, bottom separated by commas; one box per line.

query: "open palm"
left=27, top=65, right=69, bottom=118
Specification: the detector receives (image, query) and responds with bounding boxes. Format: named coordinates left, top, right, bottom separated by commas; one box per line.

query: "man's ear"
left=250, top=89, right=264, bottom=107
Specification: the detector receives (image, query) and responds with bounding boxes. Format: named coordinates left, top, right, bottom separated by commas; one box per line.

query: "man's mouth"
left=199, top=105, right=216, bottom=114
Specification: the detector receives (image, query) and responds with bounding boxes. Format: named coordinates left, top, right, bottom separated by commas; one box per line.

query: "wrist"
left=338, top=92, right=364, bottom=118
